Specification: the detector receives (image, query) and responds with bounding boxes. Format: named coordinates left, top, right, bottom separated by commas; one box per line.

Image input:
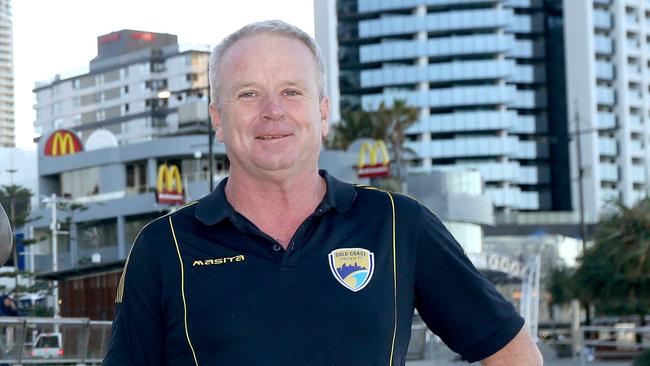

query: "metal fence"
left=0, top=317, right=111, bottom=365
left=580, top=325, right=650, bottom=359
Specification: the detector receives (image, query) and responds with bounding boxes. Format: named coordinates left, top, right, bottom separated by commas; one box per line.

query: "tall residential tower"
left=565, top=0, right=650, bottom=222
left=324, top=0, right=569, bottom=217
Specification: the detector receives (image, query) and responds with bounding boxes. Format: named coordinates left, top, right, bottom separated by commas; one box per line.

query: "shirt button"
left=272, top=244, right=282, bottom=252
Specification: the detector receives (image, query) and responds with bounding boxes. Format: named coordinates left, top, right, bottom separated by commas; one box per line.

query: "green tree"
left=573, top=197, right=650, bottom=321
left=0, top=184, right=33, bottom=229
left=0, top=185, right=34, bottom=294
left=547, top=266, right=576, bottom=307
left=373, top=100, right=420, bottom=191
left=326, top=109, right=375, bottom=150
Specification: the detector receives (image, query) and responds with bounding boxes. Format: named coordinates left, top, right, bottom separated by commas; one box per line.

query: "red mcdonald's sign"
left=44, top=129, right=84, bottom=157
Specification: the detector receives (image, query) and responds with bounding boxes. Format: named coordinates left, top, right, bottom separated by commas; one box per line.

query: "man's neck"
left=224, top=168, right=327, bottom=246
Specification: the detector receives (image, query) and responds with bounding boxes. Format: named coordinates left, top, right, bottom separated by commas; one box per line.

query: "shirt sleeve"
left=413, top=205, right=524, bottom=362
left=103, top=228, right=163, bottom=366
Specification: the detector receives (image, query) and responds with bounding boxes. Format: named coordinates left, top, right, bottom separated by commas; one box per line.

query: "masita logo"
left=193, top=254, right=245, bottom=266
left=328, top=248, right=375, bottom=292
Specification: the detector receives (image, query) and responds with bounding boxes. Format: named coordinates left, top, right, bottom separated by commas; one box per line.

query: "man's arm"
left=412, top=204, right=534, bottom=362
left=481, top=328, right=543, bottom=365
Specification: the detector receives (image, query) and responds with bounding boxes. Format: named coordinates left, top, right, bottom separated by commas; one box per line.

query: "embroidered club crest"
left=328, top=248, right=375, bottom=292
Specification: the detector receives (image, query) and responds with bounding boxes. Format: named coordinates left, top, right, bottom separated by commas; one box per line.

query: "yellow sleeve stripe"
left=115, top=200, right=198, bottom=303
left=386, top=191, right=398, bottom=366
left=168, top=215, right=200, bottom=366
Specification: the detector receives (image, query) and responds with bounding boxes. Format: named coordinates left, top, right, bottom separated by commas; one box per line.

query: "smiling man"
left=103, top=20, right=542, bottom=366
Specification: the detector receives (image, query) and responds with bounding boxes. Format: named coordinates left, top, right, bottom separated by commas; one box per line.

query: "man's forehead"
left=219, top=34, right=319, bottom=88
left=220, top=33, right=316, bottom=69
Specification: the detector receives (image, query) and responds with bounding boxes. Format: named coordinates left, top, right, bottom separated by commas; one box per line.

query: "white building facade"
left=33, top=30, right=210, bottom=147
left=565, top=0, right=650, bottom=223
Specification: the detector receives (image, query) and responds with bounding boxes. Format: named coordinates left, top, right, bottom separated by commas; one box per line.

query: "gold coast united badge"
left=328, top=248, right=375, bottom=292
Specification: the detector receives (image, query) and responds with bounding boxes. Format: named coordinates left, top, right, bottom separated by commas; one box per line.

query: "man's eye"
left=239, top=91, right=256, bottom=98
left=283, top=89, right=300, bottom=97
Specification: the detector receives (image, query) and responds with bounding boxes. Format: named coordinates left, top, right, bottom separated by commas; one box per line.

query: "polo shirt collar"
left=194, top=170, right=357, bottom=226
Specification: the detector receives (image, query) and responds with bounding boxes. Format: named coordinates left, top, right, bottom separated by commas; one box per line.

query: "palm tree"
left=326, top=109, right=374, bottom=150
left=327, top=99, right=420, bottom=192
left=573, top=197, right=650, bottom=323
left=372, top=100, right=420, bottom=192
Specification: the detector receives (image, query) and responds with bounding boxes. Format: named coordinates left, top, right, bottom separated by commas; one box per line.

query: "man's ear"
left=319, top=96, right=330, bottom=138
left=209, top=103, right=225, bottom=142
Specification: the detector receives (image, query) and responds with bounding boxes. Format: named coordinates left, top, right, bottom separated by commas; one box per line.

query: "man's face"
left=210, top=34, right=329, bottom=179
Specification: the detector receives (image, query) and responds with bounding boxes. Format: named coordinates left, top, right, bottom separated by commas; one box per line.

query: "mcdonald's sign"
left=357, top=140, right=391, bottom=178
left=44, top=130, right=83, bottom=157
left=156, top=164, right=184, bottom=204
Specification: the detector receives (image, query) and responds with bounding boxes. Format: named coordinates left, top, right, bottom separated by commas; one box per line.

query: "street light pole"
left=573, top=101, right=591, bottom=326
left=574, top=107, right=588, bottom=255
left=157, top=83, right=214, bottom=192
left=46, top=193, right=60, bottom=319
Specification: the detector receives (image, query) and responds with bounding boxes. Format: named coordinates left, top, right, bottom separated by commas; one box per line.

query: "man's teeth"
left=258, top=135, right=284, bottom=140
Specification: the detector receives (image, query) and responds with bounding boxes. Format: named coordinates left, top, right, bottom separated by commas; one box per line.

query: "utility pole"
left=574, top=107, right=588, bottom=254
left=573, top=100, right=591, bottom=326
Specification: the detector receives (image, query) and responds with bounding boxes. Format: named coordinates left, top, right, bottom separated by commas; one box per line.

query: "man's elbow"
left=481, top=327, right=543, bottom=366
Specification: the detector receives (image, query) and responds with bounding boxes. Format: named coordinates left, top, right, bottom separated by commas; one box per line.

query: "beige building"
left=0, top=0, right=13, bottom=147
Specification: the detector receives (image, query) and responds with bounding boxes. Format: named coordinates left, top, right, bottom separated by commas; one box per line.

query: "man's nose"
left=261, top=94, right=285, bottom=121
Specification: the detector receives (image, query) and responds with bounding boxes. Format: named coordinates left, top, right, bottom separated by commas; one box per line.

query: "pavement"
left=405, top=341, right=634, bottom=366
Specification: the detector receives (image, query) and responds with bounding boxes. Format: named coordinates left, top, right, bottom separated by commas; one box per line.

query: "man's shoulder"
left=351, top=185, right=423, bottom=213
left=136, top=201, right=200, bottom=241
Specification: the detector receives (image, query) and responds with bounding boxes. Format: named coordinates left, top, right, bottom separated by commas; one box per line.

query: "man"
left=104, top=20, right=542, bottom=365
left=0, top=295, right=18, bottom=317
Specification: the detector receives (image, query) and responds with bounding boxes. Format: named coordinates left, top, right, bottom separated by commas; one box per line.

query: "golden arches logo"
left=52, top=133, right=75, bottom=156
left=357, top=140, right=391, bottom=178
left=156, top=164, right=184, bottom=204
left=44, top=130, right=83, bottom=157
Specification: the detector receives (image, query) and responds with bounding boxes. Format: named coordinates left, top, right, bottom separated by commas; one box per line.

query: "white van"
left=30, top=332, right=63, bottom=358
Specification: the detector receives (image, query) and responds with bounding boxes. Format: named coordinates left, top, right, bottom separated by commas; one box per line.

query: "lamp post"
left=41, top=194, right=61, bottom=319
left=157, top=87, right=215, bottom=192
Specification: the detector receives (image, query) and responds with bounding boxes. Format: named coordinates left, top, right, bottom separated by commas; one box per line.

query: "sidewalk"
left=405, top=342, right=633, bottom=366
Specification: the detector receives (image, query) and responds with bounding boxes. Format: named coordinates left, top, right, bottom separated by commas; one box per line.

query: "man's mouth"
left=256, top=134, right=291, bottom=140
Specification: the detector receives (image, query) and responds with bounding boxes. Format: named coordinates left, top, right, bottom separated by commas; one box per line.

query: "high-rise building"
left=565, top=0, right=650, bottom=223
left=0, top=0, right=14, bottom=147
left=321, top=0, right=570, bottom=217
left=33, top=29, right=211, bottom=146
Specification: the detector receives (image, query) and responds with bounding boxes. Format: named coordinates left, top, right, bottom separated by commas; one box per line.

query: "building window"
left=126, top=161, right=148, bottom=195
left=79, top=219, right=118, bottom=249
left=60, top=167, right=101, bottom=199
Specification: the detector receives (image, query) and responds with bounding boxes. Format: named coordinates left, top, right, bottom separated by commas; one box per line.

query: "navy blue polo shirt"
left=104, top=171, right=523, bottom=366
